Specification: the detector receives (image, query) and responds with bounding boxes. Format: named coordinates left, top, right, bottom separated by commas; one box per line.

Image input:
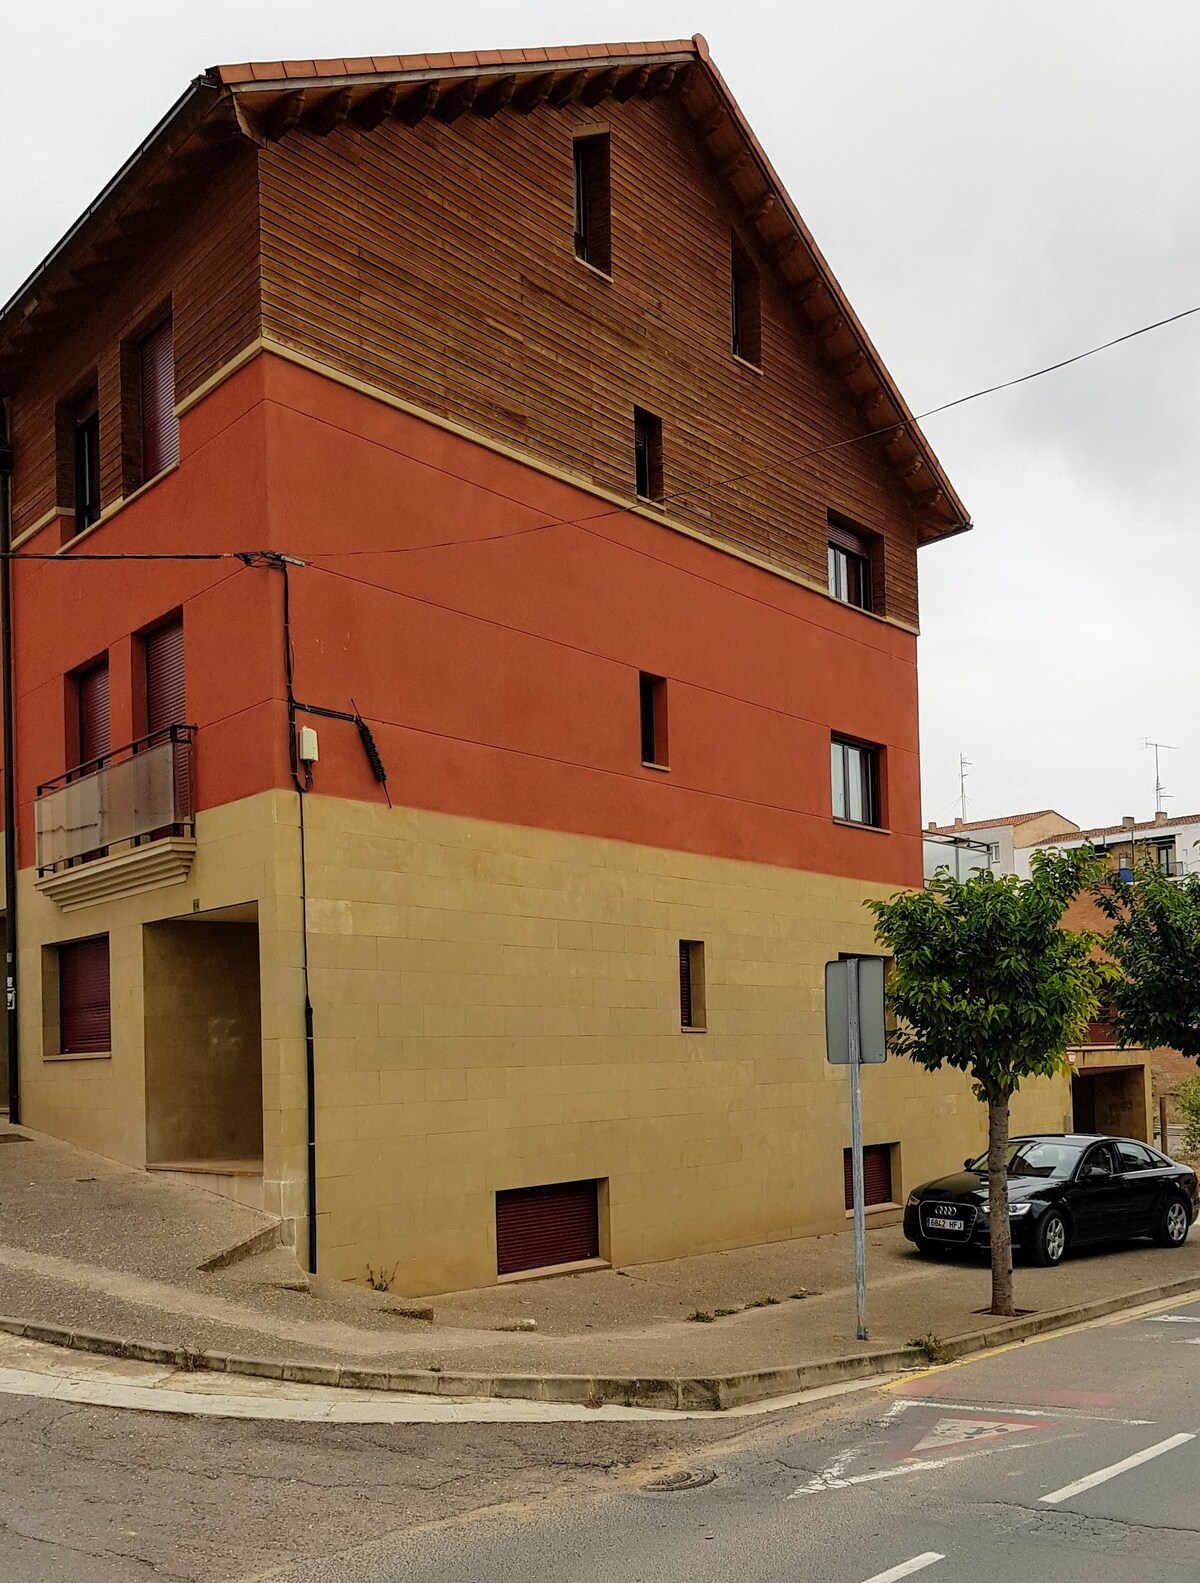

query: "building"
left=924, top=810, right=1078, bottom=878
left=0, top=38, right=1072, bottom=1294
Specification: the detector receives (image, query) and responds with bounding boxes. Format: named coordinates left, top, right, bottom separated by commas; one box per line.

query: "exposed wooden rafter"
left=613, top=66, right=651, bottom=102
left=580, top=66, right=621, bottom=106
left=475, top=73, right=517, bottom=119
left=512, top=72, right=555, bottom=113
left=547, top=70, right=588, bottom=108
left=305, top=87, right=354, bottom=136
left=351, top=83, right=401, bottom=131
left=435, top=77, right=478, bottom=124
left=266, top=90, right=306, bottom=141
left=399, top=81, right=440, bottom=126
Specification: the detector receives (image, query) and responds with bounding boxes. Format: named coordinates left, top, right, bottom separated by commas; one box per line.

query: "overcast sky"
left=4, top=1, right=1197, bottom=832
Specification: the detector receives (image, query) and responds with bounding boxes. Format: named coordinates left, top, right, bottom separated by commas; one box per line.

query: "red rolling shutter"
left=843, top=1144, right=894, bottom=1210
left=145, top=618, right=185, bottom=733
left=77, top=661, right=110, bottom=768
left=59, top=936, right=111, bottom=1054
left=141, top=319, right=179, bottom=480
left=496, top=1180, right=600, bottom=1275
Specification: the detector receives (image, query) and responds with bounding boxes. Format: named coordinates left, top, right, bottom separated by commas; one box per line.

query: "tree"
left=1093, top=865, right=1200, bottom=1060
left=868, top=849, right=1104, bottom=1317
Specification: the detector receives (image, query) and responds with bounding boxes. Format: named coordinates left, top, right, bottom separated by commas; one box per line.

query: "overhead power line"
left=5, top=298, right=1199, bottom=564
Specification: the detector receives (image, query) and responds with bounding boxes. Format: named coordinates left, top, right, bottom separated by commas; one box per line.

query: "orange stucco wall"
left=12, top=351, right=922, bottom=889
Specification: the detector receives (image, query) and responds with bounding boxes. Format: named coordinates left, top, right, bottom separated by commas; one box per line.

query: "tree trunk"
left=988, top=1091, right=1014, bottom=1317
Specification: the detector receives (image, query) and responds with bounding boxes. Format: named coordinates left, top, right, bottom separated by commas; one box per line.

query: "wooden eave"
left=0, top=36, right=968, bottom=542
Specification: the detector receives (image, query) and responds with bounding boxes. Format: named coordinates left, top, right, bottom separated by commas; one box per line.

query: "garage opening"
left=1072, top=1066, right=1148, bottom=1141
left=496, top=1179, right=601, bottom=1276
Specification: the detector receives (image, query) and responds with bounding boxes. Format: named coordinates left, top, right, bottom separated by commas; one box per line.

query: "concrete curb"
left=4, top=1272, right=1200, bottom=1411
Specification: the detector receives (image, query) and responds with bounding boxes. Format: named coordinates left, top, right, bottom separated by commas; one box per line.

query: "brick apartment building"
left=0, top=38, right=1070, bottom=1292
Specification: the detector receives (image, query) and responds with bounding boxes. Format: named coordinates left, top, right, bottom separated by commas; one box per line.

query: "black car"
left=903, top=1134, right=1199, bottom=1266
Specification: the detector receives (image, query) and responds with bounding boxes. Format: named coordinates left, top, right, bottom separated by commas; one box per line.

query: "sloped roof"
left=0, top=36, right=968, bottom=541
left=927, top=810, right=1073, bottom=835
left=1036, top=813, right=1200, bottom=845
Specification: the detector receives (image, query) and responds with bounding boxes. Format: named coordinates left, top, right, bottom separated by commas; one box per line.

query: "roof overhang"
left=0, top=35, right=969, bottom=543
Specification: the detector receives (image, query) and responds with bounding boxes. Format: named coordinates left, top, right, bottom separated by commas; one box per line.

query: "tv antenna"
left=958, top=753, right=972, bottom=822
left=1143, top=739, right=1177, bottom=814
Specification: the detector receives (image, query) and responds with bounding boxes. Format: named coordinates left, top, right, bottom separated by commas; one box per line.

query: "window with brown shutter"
left=731, top=233, right=762, bottom=366
left=496, top=1179, right=600, bottom=1275
left=827, top=518, right=875, bottom=611
left=141, top=319, right=179, bottom=481
left=76, top=659, right=110, bottom=770
left=843, top=1143, right=895, bottom=1210
left=59, top=936, right=111, bottom=1055
left=73, top=394, right=101, bottom=535
left=145, top=618, right=185, bottom=734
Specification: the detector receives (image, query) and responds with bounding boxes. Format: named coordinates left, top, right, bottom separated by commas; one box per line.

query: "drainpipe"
left=0, top=407, right=19, bottom=1122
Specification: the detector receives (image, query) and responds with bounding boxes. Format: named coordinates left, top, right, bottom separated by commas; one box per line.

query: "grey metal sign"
left=824, top=956, right=887, bottom=1065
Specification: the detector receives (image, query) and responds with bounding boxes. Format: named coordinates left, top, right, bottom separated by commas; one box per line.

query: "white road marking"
left=1041, top=1433, right=1196, bottom=1505
left=789, top=1439, right=1034, bottom=1498
left=906, top=1415, right=1046, bottom=1455
left=894, top=1397, right=1153, bottom=1425
left=860, top=1554, right=944, bottom=1582
left=1144, top=1314, right=1200, bottom=1323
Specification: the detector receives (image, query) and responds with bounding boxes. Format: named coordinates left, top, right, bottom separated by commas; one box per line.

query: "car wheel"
left=1155, top=1197, right=1192, bottom=1248
left=1031, top=1211, right=1069, bottom=1267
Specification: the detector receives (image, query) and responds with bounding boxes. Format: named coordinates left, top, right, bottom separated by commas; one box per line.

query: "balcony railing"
left=36, top=725, right=195, bottom=875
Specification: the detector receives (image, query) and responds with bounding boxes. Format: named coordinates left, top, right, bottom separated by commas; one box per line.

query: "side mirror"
left=964, top=1158, right=976, bottom=1171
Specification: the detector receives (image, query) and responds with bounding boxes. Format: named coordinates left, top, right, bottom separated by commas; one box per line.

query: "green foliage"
left=1174, top=1076, right=1200, bottom=1159
left=868, top=848, right=1106, bottom=1101
left=1094, top=865, right=1200, bottom=1061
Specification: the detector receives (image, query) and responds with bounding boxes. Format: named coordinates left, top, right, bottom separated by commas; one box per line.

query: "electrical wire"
left=5, top=297, right=1199, bottom=567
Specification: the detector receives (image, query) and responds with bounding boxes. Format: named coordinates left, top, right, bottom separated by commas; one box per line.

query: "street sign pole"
left=847, top=961, right=868, bottom=1341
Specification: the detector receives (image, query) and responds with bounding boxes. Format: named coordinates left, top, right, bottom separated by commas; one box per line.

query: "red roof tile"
left=927, top=810, right=1071, bottom=835
left=1038, top=813, right=1200, bottom=844
left=214, top=40, right=699, bottom=85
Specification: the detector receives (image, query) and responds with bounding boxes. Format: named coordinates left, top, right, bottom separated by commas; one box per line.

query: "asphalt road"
left=5, top=1296, right=1200, bottom=1580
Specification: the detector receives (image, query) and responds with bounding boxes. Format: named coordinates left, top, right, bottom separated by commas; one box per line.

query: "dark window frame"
left=730, top=233, right=762, bottom=366
left=827, top=518, right=874, bottom=612
left=72, top=397, right=101, bottom=535
left=679, top=939, right=706, bottom=1031
left=633, top=407, right=664, bottom=502
left=573, top=132, right=612, bottom=274
left=831, top=736, right=883, bottom=828
left=639, top=672, right=669, bottom=768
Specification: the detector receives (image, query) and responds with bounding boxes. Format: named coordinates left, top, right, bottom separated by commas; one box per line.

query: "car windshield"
left=967, top=1140, right=1083, bottom=1179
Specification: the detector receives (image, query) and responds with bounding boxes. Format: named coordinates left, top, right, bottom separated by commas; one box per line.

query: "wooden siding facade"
left=3, top=147, right=261, bottom=541
left=256, top=95, right=926, bottom=627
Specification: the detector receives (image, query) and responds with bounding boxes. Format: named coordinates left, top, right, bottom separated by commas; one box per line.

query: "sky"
left=3, top=0, right=1197, bottom=831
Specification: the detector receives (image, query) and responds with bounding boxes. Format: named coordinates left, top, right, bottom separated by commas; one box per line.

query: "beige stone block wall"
left=297, top=797, right=1071, bottom=1293
left=18, top=790, right=308, bottom=1229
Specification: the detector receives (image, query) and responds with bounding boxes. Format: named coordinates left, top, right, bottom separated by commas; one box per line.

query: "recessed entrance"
left=143, top=910, right=263, bottom=1189
left=1072, top=1065, right=1148, bottom=1142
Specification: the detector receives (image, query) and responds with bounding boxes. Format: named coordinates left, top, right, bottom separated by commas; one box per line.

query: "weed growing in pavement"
left=910, top=1332, right=953, bottom=1365
left=366, top=1262, right=400, bottom=1292
left=713, top=1307, right=739, bottom=1317
left=688, top=1309, right=715, bottom=1323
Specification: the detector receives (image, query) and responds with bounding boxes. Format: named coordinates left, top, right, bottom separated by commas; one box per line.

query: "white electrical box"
left=298, top=726, right=320, bottom=763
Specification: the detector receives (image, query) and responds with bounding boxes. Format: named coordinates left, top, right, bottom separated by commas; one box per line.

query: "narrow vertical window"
left=144, top=617, right=185, bottom=735
left=73, top=394, right=101, bottom=534
left=140, top=318, right=179, bottom=481
left=633, top=407, right=663, bottom=502
left=679, top=940, right=706, bottom=1030
left=831, top=737, right=882, bottom=827
left=639, top=672, right=668, bottom=767
left=58, top=935, right=111, bottom=1054
left=827, top=518, right=873, bottom=611
left=75, top=658, right=111, bottom=771
left=731, top=233, right=761, bottom=366
left=573, top=132, right=611, bottom=273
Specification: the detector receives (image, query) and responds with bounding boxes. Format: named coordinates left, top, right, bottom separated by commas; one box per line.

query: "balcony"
left=35, top=726, right=196, bottom=913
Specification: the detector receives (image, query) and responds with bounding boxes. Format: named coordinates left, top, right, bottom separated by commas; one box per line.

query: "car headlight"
left=1008, top=1202, right=1034, bottom=1217
left=906, top=1191, right=919, bottom=1207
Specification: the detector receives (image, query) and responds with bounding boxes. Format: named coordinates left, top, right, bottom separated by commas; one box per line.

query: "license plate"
left=927, top=1216, right=964, bottom=1232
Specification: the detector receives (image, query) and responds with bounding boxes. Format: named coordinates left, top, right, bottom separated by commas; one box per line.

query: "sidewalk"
left=3, top=1121, right=1199, bottom=1407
